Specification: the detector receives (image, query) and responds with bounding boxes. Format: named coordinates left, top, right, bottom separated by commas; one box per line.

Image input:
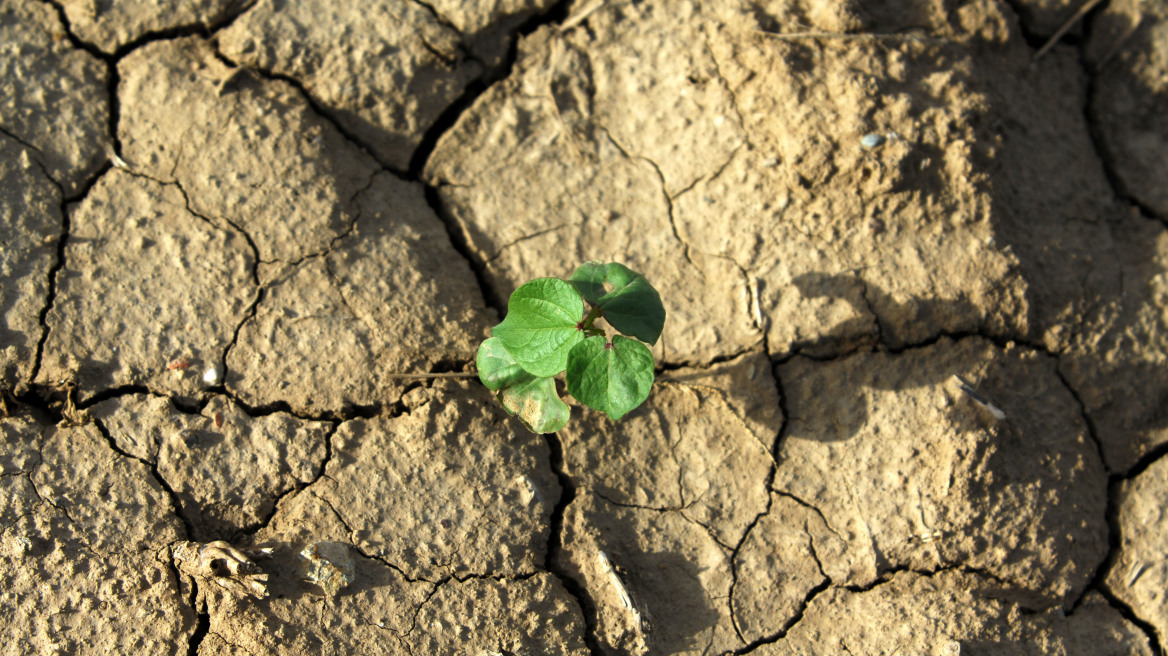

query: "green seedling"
left=476, top=261, right=666, bottom=433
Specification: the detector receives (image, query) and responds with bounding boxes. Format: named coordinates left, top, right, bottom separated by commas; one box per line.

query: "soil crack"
left=408, top=0, right=585, bottom=315
left=239, top=419, right=340, bottom=537
left=29, top=162, right=112, bottom=387
left=0, top=124, right=47, bottom=161
left=724, top=574, right=830, bottom=655
left=422, top=184, right=507, bottom=316
left=771, top=490, right=844, bottom=543
left=185, top=584, right=210, bottom=656
left=406, top=0, right=462, bottom=39
left=1077, top=15, right=1167, bottom=226
left=1079, top=583, right=1164, bottom=656
left=91, top=415, right=194, bottom=540
left=543, top=431, right=605, bottom=656
left=25, top=468, right=107, bottom=562
left=595, top=123, right=706, bottom=276
left=210, top=48, right=394, bottom=172
left=485, top=224, right=570, bottom=263
left=312, top=491, right=433, bottom=585
left=727, top=492, right=776, bottom=643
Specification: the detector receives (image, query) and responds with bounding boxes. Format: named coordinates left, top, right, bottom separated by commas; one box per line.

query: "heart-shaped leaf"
left=476, top=337, right=533, bottom=391
left=566, top=335, right=655, bottom=421
left=567, top=261, right=611, bottom=305
left=498, top=377, right=570, bottom=433
left=569, top=262, right=666, bottom=345
left=492, top=278, right=585, bottom=377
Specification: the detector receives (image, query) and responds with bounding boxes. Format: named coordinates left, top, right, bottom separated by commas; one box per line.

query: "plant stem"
left=580, top=305, right=603, bottom=332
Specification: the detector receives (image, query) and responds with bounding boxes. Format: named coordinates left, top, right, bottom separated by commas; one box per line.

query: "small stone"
left=299, top=541, right=356, bottom=597
left=178, top=429, right=198, bottom=448
left=861, top=133, right=886, bottom=149
left=202, top=366, right=221, bottom=386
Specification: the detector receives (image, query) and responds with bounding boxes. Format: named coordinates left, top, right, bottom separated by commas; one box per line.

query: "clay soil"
left=3, top=0, right=1168, bottom=654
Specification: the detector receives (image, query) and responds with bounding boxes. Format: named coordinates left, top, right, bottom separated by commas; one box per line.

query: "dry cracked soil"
left=2, top=0, right=1168, bottom=654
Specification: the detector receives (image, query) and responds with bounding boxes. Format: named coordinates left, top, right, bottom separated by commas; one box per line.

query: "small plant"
left=477, top=261, right=666, bottom=433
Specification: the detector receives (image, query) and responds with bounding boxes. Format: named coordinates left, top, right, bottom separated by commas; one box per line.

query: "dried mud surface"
left=3, top=0, right=1168, bottom=654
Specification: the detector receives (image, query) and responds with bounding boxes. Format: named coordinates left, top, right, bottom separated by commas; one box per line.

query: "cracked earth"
left=3, top=0, right=1168, bottom=654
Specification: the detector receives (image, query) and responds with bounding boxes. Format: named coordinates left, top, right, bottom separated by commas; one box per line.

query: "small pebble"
left=202, top=366, right=221, bottom=386
left=861, top=133, right=886, bottom=149
left=179, top=429, right=199, bottom=447
left=299, top=541, right=356, bottom=596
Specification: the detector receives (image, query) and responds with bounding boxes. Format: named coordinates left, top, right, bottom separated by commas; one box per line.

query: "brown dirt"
left=3, top=0, right=1168, bottom=654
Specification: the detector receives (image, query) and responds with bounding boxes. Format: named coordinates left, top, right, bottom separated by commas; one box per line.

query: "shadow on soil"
left=597, top=545, right=721, bottom=655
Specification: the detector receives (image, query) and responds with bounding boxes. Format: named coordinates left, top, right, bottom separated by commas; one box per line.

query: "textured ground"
left=2, top=0, right=1168, bottom=654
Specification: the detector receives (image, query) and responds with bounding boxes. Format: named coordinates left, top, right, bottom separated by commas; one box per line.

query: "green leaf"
left=567, top=261, right=609, bottom=305
left=568, top=262, right=666, bottom=345
left=492, top=278, right=586, bottom=377
left=476, top=337, right=533, bottom=391
left=566, top=335, right=655, bottom=421
left=498, top=377, right=570, bottom=433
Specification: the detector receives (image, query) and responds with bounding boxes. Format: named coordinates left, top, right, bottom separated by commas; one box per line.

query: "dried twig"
left=560, top=0, right=607, bottom=31
left=380, top=372, right=477, bottom=379
left=1033, top=0, right=1105, bottom=64
left=754, top=29, right=938, bottom=44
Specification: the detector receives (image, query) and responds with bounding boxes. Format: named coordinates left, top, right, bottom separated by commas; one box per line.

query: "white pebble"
left=203, top=366, right=221, bottom=386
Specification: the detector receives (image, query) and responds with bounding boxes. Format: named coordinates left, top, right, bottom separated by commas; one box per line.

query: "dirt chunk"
left=0, top=415, right=41, bottom=476
left=1, top=416, right=192, bottom=653
left=405, top=574, right=590, bottom=655
left=683, top=21, right=1112, bottom=358
left=36, top=169, right=256, bottom=403
left=255, top=383, right=558, bottom=581
left=181, top=545, right=586, bottom=655
left=31, top=420, right=185, bottom=555
left=556, top=491, right=741, bottom=655
left=426, top=0, right=560, bottom=64
left=558, top=351, right=779, bottom=546
left=731, top=493, right=838, bottom=644
left=90, top=394, right=329, bottom=539
left=228, top=171, right=492, bottom=413
left=1087, top=0, right=1168, bottom=217
left=183, top=540, right=429, bottom=655
left=580, top=1, right=747, bottom=197
left=754, top=570, right=1151, bottom=654
left=57, top=0, right=243, bottom=53
left=1107, top=454, right=1168, bottom=652
left=1058, top=217, right=1168, bottom=472
left=218, top=0, right=481, bottom=170
left=774, top=337, right=1107, bottom=608
left=0, top=137, right=61, bottom=392
left=0, top=0, right=110, bottom=195
left=118, top=37, right=380, bottom=263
